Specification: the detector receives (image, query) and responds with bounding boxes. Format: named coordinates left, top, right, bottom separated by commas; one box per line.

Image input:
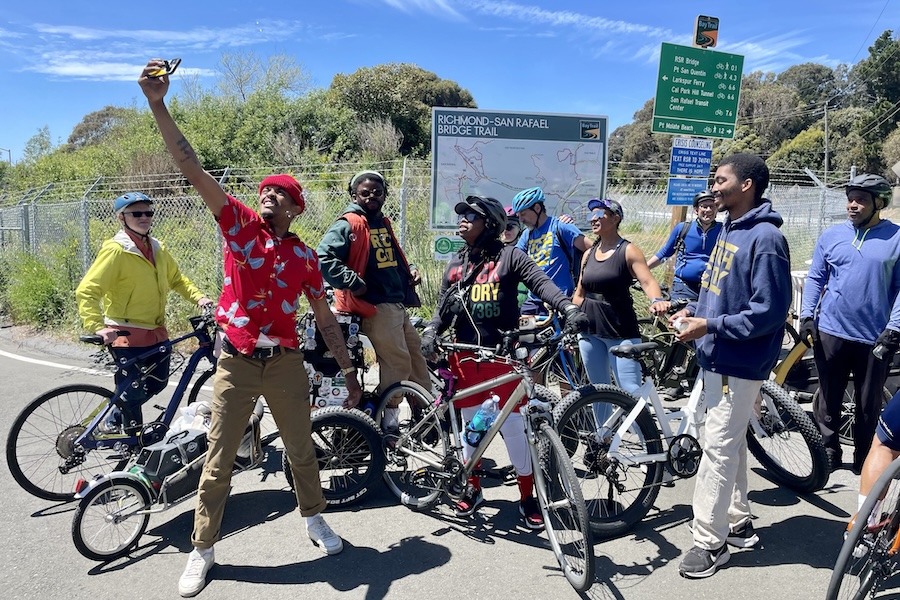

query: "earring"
left=286, top=211, right=293, bottom=218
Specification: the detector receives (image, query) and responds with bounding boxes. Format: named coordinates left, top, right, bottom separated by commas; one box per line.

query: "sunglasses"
left=589, top=210, right=606, bottom=223
left=458, top=211, right=483, bottom=223
left=356, top=188, right=384, bottom=199
left=125, top=210, right=155, bottom=218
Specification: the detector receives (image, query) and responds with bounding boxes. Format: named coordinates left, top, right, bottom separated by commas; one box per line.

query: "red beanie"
left=259, top=174, right=305, bottom=215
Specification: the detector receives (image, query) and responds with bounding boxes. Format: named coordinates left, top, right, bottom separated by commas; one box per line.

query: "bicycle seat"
left=610, top=341, right=659, bottom=359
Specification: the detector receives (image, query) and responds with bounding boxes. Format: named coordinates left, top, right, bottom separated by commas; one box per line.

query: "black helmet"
left=455, top=195, right=507, bottom=234
left=846, top=173, right=892, bottom=208
left=693, top=189, right=716, bottom=208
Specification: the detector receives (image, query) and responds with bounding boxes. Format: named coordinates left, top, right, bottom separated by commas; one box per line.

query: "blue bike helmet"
left=511, top=187, right=545, bottom=213
left=113, top=192, right=153, bottom=214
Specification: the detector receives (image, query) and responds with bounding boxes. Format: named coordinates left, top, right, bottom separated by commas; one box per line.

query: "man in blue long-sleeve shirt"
left=800, top=173, right=900, bottom=474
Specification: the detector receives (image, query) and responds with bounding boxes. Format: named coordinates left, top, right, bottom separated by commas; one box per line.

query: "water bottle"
left=873, top=343, right=889, bottom=360
left=465, top=394, right=500, bottom=447
left=673, top=317, right=689, bottom=333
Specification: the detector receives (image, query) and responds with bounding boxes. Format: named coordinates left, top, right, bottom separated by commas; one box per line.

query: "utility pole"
left=823, top=100, right=829, bottom=188
left=0, top=147, right=11, bottom=164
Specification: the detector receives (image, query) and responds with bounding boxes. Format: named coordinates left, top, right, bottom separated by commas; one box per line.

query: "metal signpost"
left=651, top=42, right=744, bottom=139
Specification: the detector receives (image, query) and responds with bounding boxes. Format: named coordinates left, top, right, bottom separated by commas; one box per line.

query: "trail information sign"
left=651, top=42, right=743, bottom=139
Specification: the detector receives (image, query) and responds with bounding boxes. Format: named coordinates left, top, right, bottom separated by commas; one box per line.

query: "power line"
left=850, top=0, right=892, bottom=64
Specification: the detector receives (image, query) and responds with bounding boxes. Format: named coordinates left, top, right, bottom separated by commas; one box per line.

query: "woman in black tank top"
left=572, top=198, right=669, bottom=394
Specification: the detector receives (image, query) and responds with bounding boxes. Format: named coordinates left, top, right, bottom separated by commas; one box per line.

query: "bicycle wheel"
left=533, top=420, right=595, bottom=592
left=553, top=385, right=664, bottom=538
left=637, top=317, right=677, bottom=387
left=543, top=347, right=588, bottom=399
left=374, top=381, right=448, bottom=509
left=188, top=368, right=279, bottom=446
left=72, top=478, right=152, bottom=561
left=283, top=407, right=384, bottom=506
left=828, top=384, right=892, bottom=447
left=7, top=384, right=125, bottom=501
left=826, top=456, right=900, bottom=600
left=747, top=380, right=829, bottom=494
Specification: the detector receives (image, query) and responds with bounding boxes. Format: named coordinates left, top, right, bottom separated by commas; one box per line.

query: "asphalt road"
left=0, top=324, right=888, bottom=600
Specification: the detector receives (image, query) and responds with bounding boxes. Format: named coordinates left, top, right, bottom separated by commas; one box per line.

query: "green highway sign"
left=651, top=42, right=744, bottom=139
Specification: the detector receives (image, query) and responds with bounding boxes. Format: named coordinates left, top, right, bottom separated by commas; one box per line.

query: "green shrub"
left=6, top=252, right=68, bottom=328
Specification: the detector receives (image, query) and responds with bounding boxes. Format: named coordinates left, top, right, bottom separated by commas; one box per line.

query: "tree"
left=328, top=63, right=476, bottom=156
left=777, top=63, right=838, bottom=106
left=768, top=127, right=825, bottom=173
left=21, top=126, right=54, bottom=165
left=216, top=52, right=312, bottom=101
left=738, top=72, right=804, bottom=156
left=883, top=124, right=900, bottom=176
left=66, top=106, right=132, bottom=150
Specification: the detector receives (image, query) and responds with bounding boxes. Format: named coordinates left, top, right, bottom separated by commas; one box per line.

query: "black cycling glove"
left=875, top=328, right=900, bottom=354
left=562, top=304, right=589, bottom=335
left=420, top=327, right=438, bottom=357
left=799, top=316, right=818, bottom=346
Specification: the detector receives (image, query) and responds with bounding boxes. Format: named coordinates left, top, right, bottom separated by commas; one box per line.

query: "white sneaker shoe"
left=178, top=547, right=215, bottom=597
left=306, top=514, right=344, bottom=555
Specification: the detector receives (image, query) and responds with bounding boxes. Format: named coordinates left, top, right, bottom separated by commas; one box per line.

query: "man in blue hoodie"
left=670, top=153, right=792, bottom=579
left=799, top=174, right=900, bottom=474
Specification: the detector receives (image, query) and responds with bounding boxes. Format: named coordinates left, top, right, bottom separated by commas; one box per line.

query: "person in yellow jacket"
left=76, top=192, right=213, bottom=432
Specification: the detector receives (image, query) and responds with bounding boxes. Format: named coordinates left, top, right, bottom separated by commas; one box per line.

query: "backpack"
left=672, top=221, right=691, bottom=261
left=553, top=219, right=585, bottom=289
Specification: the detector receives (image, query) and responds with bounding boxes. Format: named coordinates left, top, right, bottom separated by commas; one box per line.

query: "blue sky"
left=1, top=0, right=897, bottom=164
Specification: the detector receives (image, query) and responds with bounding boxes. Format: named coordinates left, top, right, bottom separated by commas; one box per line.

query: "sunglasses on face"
left=589, top=210, right=606, bottom=223
left=356, top=188, right=384, bottom=199
left=125, top=211, right=155, bottom=218
left=458, top=212, right=483, bottom=223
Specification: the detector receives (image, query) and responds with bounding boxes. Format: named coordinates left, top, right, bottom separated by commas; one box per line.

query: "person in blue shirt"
left=671, top=153, right=792, bottom=579
left=800, top=173, right=900, bottom=474
left=647, top=189, right=722, bottom=301
left=513, top=187, right=590, bottom=314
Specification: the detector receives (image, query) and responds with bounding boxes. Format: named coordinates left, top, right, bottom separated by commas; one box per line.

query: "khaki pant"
left=691, top=371, right=762, bottom=550
left=362, top=302, right=431, bottom=396
left=191, top=349, right=326, bottom=549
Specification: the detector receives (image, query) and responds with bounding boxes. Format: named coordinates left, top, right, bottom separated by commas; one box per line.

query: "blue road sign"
left=667, top=177, right=710, bottom=206
left=669, top=136, right=713, bottom=177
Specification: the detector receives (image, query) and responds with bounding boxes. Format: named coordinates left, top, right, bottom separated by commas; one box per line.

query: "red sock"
left=517, top=474, right=534, bottom=501
left=469, top=460, right=482, bottom=491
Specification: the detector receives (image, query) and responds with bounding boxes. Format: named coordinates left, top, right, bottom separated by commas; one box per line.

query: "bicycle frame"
left=73, top=318, right=217, bottom=454
left=391, top=349, right=543, bottom=487
left=607, top=372, right=706, bottom=466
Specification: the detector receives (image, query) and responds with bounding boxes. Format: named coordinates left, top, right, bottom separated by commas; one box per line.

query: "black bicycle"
left=7, top=312, right=218, bottom=501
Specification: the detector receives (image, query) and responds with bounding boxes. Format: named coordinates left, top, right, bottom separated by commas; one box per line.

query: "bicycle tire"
left=72, top=478, right=152, bottom=561
left=543, top=347, right=588, bottom=399
left=283, top=407, right=384, bottom=506
left=533, top=420, right=595, bottom=592
left=827, top=385, right=892, bottom=448
left=375, top=380, right=448, bottom=509
left=636, top=317, right=677, bottom=387
left=746, top=380, right=829, bottom=494
left=826, top=455, right=900, bottom=600
left=188, top=368, right=279, bottom=446
left=552, top=384, right=664, bottom=538
left=7, top=384, right=125, bottom=501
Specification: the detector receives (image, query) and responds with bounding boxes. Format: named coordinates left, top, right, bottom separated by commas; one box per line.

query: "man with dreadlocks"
left=420, top=195, right=588, bottom=528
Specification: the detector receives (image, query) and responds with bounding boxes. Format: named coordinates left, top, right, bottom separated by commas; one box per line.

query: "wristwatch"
left=341, top=366, right=358, bottom=376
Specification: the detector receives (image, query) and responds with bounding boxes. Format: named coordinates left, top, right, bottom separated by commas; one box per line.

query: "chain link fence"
left=0, top=159, right=864, bottom=332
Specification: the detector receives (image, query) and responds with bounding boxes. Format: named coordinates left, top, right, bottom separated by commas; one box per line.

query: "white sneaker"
left=306, top=514, right=344, bottom=555
left=178, top=547, right=215, bottom=597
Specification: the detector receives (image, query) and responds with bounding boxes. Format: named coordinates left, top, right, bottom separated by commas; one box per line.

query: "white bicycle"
left=552, top=340, right=830, bottom=538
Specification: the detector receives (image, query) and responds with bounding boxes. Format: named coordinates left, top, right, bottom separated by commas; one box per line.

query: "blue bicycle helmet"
left=113, top=192, right=153, bottom=214
left=511, top=187, right=545, bottom=213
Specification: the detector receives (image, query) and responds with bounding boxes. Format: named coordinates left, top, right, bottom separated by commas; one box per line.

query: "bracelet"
left=340, top=366, right=358, bottom=376
left=650, top=297, right=665, bottom=304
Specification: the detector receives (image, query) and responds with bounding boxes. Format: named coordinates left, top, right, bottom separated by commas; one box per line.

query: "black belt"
left=222, top=337, right=295, bottom=360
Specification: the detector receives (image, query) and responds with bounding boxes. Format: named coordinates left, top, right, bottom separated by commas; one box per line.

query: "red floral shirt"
left=216, top=196, right=325, bottom=354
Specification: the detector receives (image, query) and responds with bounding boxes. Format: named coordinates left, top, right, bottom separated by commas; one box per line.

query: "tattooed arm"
left=138, top=59, right=228, bottom=218
left=310, top=296, right=362, bottom=408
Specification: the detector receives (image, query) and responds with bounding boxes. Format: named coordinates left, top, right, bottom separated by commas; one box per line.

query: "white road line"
left=0, top=348, right=183, bottom=389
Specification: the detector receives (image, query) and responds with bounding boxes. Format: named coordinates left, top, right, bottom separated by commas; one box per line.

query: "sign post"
left=651, top=42, right=744, bottom=139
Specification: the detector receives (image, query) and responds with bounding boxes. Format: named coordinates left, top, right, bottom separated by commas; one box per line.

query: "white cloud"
left=380, top=0, right=463, bottom=19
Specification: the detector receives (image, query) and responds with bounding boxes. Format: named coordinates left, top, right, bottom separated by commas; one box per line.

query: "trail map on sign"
left=432, top=109, right=608, bottom=230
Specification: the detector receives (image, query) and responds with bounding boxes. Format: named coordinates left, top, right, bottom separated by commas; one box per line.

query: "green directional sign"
left=651, top=42, right=744, bottom=139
